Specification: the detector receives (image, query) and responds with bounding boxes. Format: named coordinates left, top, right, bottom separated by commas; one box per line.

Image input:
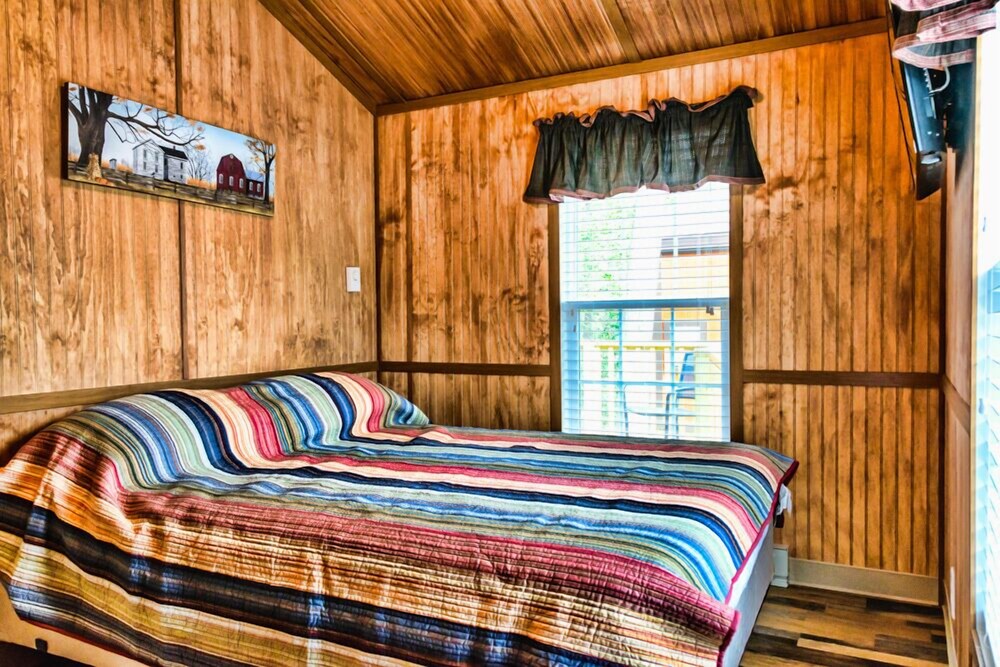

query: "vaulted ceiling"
left=258, top=0, right=887, bottom=111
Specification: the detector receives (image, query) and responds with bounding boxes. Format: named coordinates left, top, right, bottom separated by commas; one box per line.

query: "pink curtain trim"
left=892, top=0, right=962, bottom=10
left=892, top=0, right=996, bottom=68
left=523, top=175, right=765, bottom=205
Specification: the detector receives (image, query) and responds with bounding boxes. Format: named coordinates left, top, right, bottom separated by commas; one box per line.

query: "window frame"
left=548, top=184, right=744, bottom=440
left=974, top=25, right=1000, bottom=667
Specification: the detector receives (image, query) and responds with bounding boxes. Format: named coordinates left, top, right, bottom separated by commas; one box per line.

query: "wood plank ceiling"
left=258, top=0, right=886, bottom=111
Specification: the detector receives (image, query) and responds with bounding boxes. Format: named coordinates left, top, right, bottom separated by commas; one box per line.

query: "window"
left=976, top=25, right=1000, bottom=667
left=229, top=176, right=234, bottom=186
left=240, top=178, right=245, bottom=188
left=559, top=183, right=731, bottom=441
left=218, top=173, right=223, bottom=184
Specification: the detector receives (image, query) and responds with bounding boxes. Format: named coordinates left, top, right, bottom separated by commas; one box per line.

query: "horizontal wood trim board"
left=379, top=362, right=551, bottom=377
left=744, top=370, right=940, bottom=388
left=375, top=19, right=886, bottom=115
left=0, top=362, right=379, bottom=416
left=788, top=557, right=939, bottom=606
left=941, top=375, right=971, bottom=433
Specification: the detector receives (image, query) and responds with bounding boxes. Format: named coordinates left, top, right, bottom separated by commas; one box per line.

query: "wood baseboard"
left=788, top=557, right=939, bottom=606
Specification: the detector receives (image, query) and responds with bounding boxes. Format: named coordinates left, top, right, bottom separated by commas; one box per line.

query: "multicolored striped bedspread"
left=0, top=372, right=796, bottom=667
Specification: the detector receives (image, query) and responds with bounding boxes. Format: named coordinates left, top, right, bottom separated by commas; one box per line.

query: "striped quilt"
left=0, top=372, right=796, bottom=667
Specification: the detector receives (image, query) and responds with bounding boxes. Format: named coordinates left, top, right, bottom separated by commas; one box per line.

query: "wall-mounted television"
left=888, top=5, right=976, bottom=199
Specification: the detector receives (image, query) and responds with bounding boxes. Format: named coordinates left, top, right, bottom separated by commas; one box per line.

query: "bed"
left=0, top=372, right=796, bottom=666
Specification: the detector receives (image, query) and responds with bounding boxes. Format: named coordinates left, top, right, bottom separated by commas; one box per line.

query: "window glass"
left=559, top=184, right=731, bottom=440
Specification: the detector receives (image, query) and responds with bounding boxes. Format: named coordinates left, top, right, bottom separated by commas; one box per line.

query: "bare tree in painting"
left=67, top=84, right=204, bottom=170
left=186, top=145, right=215, bottom=186
left=245, top=138, right=276, bottom=202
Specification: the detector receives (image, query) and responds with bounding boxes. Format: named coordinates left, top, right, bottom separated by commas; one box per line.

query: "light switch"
left=346, top=267, right=361, bottom=293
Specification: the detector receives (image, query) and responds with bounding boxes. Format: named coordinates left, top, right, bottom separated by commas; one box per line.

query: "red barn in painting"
left=216, top=154, right=265, bottom=199
left=216, top=154, right=246, bottom=192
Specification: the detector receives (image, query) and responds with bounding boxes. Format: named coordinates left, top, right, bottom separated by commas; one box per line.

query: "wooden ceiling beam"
left=598, top=0, right=642, bottom=63
left=258, top=0, right=380, bottom=112
left=376, top=18, right=887, bottom=116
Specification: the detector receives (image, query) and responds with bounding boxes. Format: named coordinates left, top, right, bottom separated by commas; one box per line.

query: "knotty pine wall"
left=942, top=145, right=976, bottom=663
left=377, top=34, right=943, bottom=580
left=0, top=0, right=375, bottom=458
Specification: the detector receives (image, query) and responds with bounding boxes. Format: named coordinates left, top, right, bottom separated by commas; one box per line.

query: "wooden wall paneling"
left=835, top=43, right=855, bottom=373
left=866, top=48, right=886, bottom=373
left=0, top=0, right=183, bottom=399
left=735, top=36, right=942, bottom=375
left=942, top=128, right=975, bottom=664
left=0, top=406, right=82, bottom=465
left=377, top=113, right=411, bottom=362
left=820, top=42, right=840, bottom=375
left=178, top=0, right=375, bottom=379
left=944, top=399, right=973, bottom=664
left=377, top=372, right=409, bottom=399
left=1, top=0, right=379, bottom=460
left=779, top=48, right=796, bottom=372
left=397, top=98, right=548, bottom=366
left=0, top=0, right=13, bottom=397
left=744, top=383, right=940, bottom=577
left=409, top=374, right=550, bottom=431
left=866, top=386, right=883, bottom=569
left=882, top=387, right=900, bottom=570
left=946, top=151, right=974, bottom=402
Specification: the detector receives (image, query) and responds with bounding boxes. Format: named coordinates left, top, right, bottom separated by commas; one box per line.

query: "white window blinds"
left=976, top=25, right=1000, bottom=667
left=559, top=183, right=731, bottom=441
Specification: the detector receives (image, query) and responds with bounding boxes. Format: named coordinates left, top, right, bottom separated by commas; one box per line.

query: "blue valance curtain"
left=523, top=87, right=765, bottom=205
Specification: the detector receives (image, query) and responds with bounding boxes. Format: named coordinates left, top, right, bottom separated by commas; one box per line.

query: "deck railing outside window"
left=559, top=184, right=730, bottom=441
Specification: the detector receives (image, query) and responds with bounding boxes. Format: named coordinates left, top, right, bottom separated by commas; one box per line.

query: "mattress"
left=0, top=372, right=797, bottom=667
left=723, top=521, right=776, bottom=667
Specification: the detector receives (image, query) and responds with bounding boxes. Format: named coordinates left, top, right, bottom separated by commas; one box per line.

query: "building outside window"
left=559, top=183, right=731, bottom=441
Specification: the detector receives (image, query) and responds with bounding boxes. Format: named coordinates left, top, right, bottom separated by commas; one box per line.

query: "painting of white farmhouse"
left=63, top=82, right=275, bottom=216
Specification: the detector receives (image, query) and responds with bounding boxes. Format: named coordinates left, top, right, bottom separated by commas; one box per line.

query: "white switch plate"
left=346, top=267, right=361, bottom=293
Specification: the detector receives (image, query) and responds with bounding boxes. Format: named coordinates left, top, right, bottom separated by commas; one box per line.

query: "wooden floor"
left=0, top=586, right=949, bottom=666
left=743, top=586, right=949, bottom=666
